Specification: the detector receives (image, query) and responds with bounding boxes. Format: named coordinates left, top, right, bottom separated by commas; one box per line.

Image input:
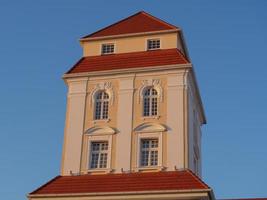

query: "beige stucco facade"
left=61, top=67, right=205, bottom=176
left=28, top=11, right=214, bottom=200
left=60, top=30, right=206, bottom=177
left=81, top=31, right=186, bottom=57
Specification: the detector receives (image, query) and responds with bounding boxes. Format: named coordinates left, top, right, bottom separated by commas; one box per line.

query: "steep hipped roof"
left=82, top=11, right=178, bottom=39
left=66, top=48, right=189, bottom=74
left=30, top=170, right=210, bottom=195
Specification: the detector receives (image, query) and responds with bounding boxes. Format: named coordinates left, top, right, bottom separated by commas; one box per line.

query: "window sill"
left=93, top=118, right=110, bottom=124
left=87, top=168, right=113, bottom=173
left=147, top=48, right=161, bottom=51
left=142, top=115, right=160, bottom=120
left=135, top=166, right=165, bottom=172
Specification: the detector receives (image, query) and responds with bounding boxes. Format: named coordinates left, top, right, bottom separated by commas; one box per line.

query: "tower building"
left=28, top=11, right=215, bottom=200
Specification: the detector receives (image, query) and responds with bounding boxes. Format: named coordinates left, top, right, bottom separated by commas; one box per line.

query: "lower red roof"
left=30, top=170, right=209, bottom=195
left=66, top=48, right=189, bottom=74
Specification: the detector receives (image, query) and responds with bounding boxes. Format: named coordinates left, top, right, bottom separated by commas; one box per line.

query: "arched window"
left=143, top=87, right=158, bottom=116
left=94, top=91, right=109, bottom=120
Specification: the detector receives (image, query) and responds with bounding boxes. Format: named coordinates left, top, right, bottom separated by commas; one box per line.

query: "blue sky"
left=0, top=1, right=266, bottom=199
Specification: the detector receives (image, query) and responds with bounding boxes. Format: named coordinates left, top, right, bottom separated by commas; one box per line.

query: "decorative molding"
left=85, top=126, right=116, bottom=135
left=134, top=122, right=166, bottom=133
left=90, top=82, right=114, bottom=106
left=138, top=79, right=163, bottom=104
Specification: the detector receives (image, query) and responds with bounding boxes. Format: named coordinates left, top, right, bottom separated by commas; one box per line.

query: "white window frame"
left=147, top=39, right=161, bottom=50
left=136, top=132, right=163, bottom=171
left=140, top=138, right=159, bottom=167
left=87, top=134, right=113, bottom=172
left=94, top=91, right=110, bottom=120
left=101, top=43, right=115, bottom=55
left=89, top=141, right=109, bottom=169
left=142, top=87, right=159, bottom=117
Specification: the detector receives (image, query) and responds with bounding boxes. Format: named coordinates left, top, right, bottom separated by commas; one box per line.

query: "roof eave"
left=62, top=63, right=192, bottom=79
left=80, top=29, right=180, bottom=42
left=28, top=188, right=212, bottom=198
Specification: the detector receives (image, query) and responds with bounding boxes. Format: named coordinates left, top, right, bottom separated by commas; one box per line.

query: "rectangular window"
left=90, top=141, right=108, bottom=169
left=101, top=44, right=114, bottom=54
left=140, top=139, right=158, bottom=167
left=147, top=39, right=160, bottom=50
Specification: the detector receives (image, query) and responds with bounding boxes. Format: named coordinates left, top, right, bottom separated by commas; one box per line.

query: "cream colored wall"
left=61, top=77, right=88, bottom=176
left=80, top=79, right=119, bottom=174
left=81, top=32, right=179, bottom=56
left=187, top=72, right=203, bottom=177
left=62, top=67, right=203, bottom=175
left=166, top=71, right=188, bottom=170
left=131, top=74, right=168, bottom=170
left=115, top=76, right=135, bottom=172
left=61, top=67, right=206, bottom=175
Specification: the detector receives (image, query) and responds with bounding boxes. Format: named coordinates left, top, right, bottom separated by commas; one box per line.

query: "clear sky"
left=0, top=0, right=266, bottom=199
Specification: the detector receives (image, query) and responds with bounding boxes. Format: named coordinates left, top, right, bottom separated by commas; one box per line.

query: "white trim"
left=90, top=82, right=114, bottom=106
left=85, top=126, right=116, bottom=135
left=135, top=132, right=163, bottom=171
left=80, top=29, right=180, bottom=41
left=146, top=38, right=161, bottom=51
left=100, top=42, right=116, bottom=55
left=63, top=64, right=192, bottom=79
left=134, top=122, right=166, bottom=133
left=138, top=79, right=163, bottom=104
left=28, top=189, right=212, bottom=199
left=87, top=135, right=113, bottom=172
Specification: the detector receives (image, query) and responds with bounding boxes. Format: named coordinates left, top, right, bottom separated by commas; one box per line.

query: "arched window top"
left=138, top=79, right=163, bottom=104
left=96, top=91, right=109, bottom=100
left=144, top=87, right=158, bottom=97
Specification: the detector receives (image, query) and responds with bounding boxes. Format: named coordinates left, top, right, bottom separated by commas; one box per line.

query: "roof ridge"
left=175, top=48, right=189, bottom=63
left=82, top=11, right=144, bottom=39
left=30, top=175, right=61, bottom=194
left=82, top=11, right=178, bottom=39
left=139, top=11, right=178, bottom=29
left=185, top=169, right=210, bottom=189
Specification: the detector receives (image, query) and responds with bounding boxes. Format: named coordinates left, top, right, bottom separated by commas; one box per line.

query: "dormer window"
left=101, top=43, right=115, bottom=55
left=147, top=39, right=160, bottom=50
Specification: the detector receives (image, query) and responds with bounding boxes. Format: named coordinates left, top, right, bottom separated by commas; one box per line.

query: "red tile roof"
left=82, top=11, right=178, bottom=39
left=67, top=48, right=189, bottom=74
left=30, top=170, right=209, bottom=195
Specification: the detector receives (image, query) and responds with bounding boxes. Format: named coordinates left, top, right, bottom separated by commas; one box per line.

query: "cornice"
left=80, top=29, right=179, bottom=42
left=28, top=188, right=212, bottom=198
left=62, top=64, right=192, bottom=79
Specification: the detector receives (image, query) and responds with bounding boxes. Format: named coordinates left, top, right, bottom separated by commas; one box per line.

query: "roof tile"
left=30, top=170, right=209, bottom=195
left=83, top=11, right=178, bottom=39
left=67, top=48, right=189, bottom=74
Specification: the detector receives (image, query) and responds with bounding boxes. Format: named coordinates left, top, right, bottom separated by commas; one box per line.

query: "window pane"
left=147, top=39, right=160, bottom=50
left=143, top=87, right=158, bottom=117
left=94, top=91, right=109, bottom=120
left=151, top=97, right=157, bottom=116
left=141, top=150, right=149, bottom=166
left=95, top=102, right=101, bottom=119
left=150, top=150, right=158, bottom=166
left=140, top=139, right=159, bottom=167
left=90, top=153, right=99, bottom=169
left=90, top=142, right=108, bottom=169
left=102, top=44, right=114, bottom=54
left=102, top=101, right=109, bottom=119
left=143, top=98, right=150, bottom=116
